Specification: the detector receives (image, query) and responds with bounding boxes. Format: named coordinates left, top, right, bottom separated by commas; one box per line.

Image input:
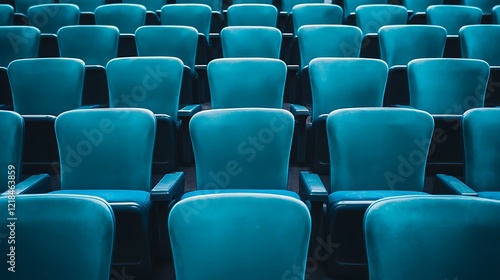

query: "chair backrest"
left=401, top=0, right=443, bottom=13
left=176, top=0, right=223, bottom=13
left=124, top=0, right=166, bottom=12
left=327, top=108, right=434, bottom=191
left=107, top=56, right=183, bottom=119
left=28, top=4, right=80, bottom=34
left=15, top=0, right=54, bottom=15
left=161, top=4, right=212, bottom=41
left=94, top=4, right=146, bottom=34
left=227, top=4, right=278, bottom=27
left=135, top=25, right=198, bottom=74
left=408, top=58, right=490, bottom=114
left=281, top=0, right=323, bottom=13
left=56, top=108, right=156, bottom=190
left=8, top=58, right=85, bottom=115
left=0, top=111, right=23, bottom=191
left=0, top=194, right=115, bottom=280
left=365, top=195, right=500, bottom=280
left=190, top=108, right=294, bottom=190
left=169, top=192, right=311, bottom=280
left=309, top=57, right=388, bottom=121
left=0, top=26, right=40, bottom=68
left=460, top=25, right=500, bottom=66
left=493, top=5, right=500, bottom=23
left=462, top=108, right=500, bottom=191
left=355, top=4, right=408, bottom=36
left=0, top=4, right=14, bottom=26
left=208, top=58, right=286, bottom=109
left=233, top=0, right=273, bottom=3
left=298, top=24, right=363, bottom=70
left=57, top=25, right=119, bottom=66
left=461, top=0, right=500, bottom=13
left=58, top=0, right=105, bottom=12
left=220, top=26, right=282, bottom=58
left=291, top=4, right=343, bottom=36
left=343, top=0, right=388, bottom=18
left=427, top=5, right=482, bottom=36
left=379, top=25, right=446, bottom=67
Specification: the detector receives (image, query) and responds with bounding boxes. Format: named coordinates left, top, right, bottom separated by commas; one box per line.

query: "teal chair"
left=94, top=4, right=146, bottom=34
left=407, top=58, right=490, bottom=177
left=299, top=108, right=449, bottom=278
left=460, top=25, right=500, bottom=66
left=51, top=108, right=185, bottom=278
left=379, top=25, right=446, bottom=106
left=461, top=0, right=500, bottom=13
left=0, top=4, right=14, bottom=25
left=227, top=4, right=278, bottom=27
left=291, top=57, right=388, bottom=171
left=8, top=58, right=86, bottom=175
left=0, top=194, right=115, bottom=280
left=365, top=195, right=500, bottom=280
left=175, top=0, right=224, bottom=33
left=14, top=0, right=54, bottom=16
left=493, top=4, right=500, bottom=23
left=342, top=0, right=388, bottom=24
left=59, top=0, right=105, bottom=12
left=220, top=26, right=282, bottom=58
left=297, top=24, right=363, bottom=104
left=169, top=193, right=311, bottom=280
left=0, top=111, right=49, bottom=193
left=0, top=26, right=40, bottom=68
left=207, top=58, right=286, bottom=109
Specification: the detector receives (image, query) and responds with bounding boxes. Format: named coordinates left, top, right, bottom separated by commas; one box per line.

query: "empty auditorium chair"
left=355, top=4, right=408, bottom=58
left=14, top=0, right=54, bottom=16
left=160, top=4, right=212, bottom=65
left=407, top=58, right=490, bottom=176
left=0, top=4, right=13, bottom=26
left=169, top=193, right=311, bottom=280
left=176, top=0, right=224, bottom=33
left=342, top=0, right=388, bottom=24
left=401, top=0, right=443, bottom=23
left=365, top=195, right=500, bottom=280
left=0, top=111, right=49, bottom=193
left=299, top=108, right=464, bottom=278
left=379, top=25, right=446, bottom=106
left=207, top=58, right=286, bottom=109
left=220, top=26, right=282, bottom=58
left=0, top=26, right=40, bottom=68
left=435, top=108, right=500, bottom=197
left=296, top=24, right=363, bottom=105
left=8, top=58, right=86, bottom=174
left=227, top=4, right=278, bottom=27
left=461, top=0, right=500, bottom=13
left=0, top=194, right=115, bottom=280
left=59, top=0, right=105, bottom=24
left=51, top=108, right=185, bottom=277
left=135, top=25, right=199, bottom=105
left=291, top=57, right=388, bottom=171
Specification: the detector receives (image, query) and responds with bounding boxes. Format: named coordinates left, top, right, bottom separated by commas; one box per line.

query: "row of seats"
left=2, top=106, right=500, bottom=279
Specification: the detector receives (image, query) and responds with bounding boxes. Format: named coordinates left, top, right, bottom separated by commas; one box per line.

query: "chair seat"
left=477, top=192, right=500, bottom=200
left=328, top=190, right=428, bottom=207
left=182, top=189, right=300, bottom=200
left=52, top=189, right=151, bottom=207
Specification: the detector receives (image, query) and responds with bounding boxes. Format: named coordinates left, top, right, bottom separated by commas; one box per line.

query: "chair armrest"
left=290, top=104, right=310, bottom=118
left=150, top=172, right=185, bottom=201
left=299, top=171, right=329, bottom=203
left=178, top=104, right=202, bottom=118
left=2, top=174, right=50, bottom=196
left=433, top=174, right=478, bottom=196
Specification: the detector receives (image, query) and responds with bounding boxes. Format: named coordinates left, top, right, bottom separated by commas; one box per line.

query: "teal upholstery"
left=176, top=0, right=222, bottom=14
left=493, top=5, right=500, bottom=23
left=297, top=25, right=363, bottom=70
left=135, top=26, right=198, bottom=74
left=220, top=26, right=282, bottom=58
left=401, top=0, right=443, bottom=13
left=329, top=190, right=428, bottom=205
left=8, top=58, right=85, bottom=115
left=0, top=4, right=13, bottom=25
left=94, top=4, right=146, bottom=34
left=58, top=0, right=105, bottom=12
left=461, top=0, right=500, bottom=13
left=281, top=0, right=323, bottom=13
left=427, top=5, right=482, bottom=35
left=189, top=108, right=294, bottom=190
left=408, top=58, right=490, bottom=114
left=169, top=193, right=311, bottom=280
left=124, top=0, right=166, bottom=11
left=365, top=195, right=500, bottom=280
left=343, top=0, right=388, bottom=19
left=227, top=4, right=278, bottom=27
left=0, top=194, right=115, bottom=280
left=291, top=4, right=343, bottom=36
left=0, top=111, right=23, bottom=190
left=460, top=25, right=500, bottom=66
left=233, top=0, right=273, bottom=3
left=14, top=0, right=54, bottom=15
left=28, top=4, right=80, bottom=34
left=58, top=25, right=119, bottom=66
left=355, top=4, right=408, bottom=36
left=207, top=58, right=286, bottom=109
left=0, top=26, right=40, bottom=68
left=161, top=4, right=212, bottom=41
left=379, top=25, right=447, bottom=67
left=182, top=189, right=301, bottom=200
